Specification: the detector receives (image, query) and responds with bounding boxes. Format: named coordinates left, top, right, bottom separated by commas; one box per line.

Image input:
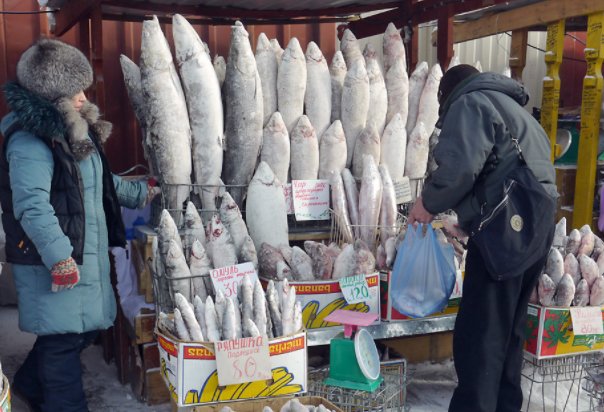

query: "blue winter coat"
left=0, top=112, right=147, bottom=336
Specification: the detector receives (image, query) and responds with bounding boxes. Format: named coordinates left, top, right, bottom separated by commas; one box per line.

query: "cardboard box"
left=192, top=395, right=342, bottom=411
left=379, top=270, right=462, bottom=321
left=1, top=375, right=9, bottom=412
left=157, top=330, right=307, bottom=407
left=261, top=273, right=381, bottom=329
left=524, top=303, right=604, bottom=359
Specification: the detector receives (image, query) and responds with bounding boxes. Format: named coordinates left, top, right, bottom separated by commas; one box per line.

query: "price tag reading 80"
left=210, top=262, right=258, bottom=299
left=339, top=274, right=371, bottom=304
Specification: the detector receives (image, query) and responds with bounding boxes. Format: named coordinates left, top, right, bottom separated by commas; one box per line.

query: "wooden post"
left=90, top=5, right=105, bottom=112
left=573, top=12, right=604, bottom=229
left=540, top=20, right=565, bottom=163
left=437, top=5, right=454, bottom=69
left=508, top=29, right=528, bottom=81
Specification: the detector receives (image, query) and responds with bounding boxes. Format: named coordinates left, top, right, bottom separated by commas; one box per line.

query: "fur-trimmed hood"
left=2, top=82, right=111, bottom=160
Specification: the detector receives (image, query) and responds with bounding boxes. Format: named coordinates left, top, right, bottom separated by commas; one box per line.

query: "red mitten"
left=51, top=257, right=80, bottom=292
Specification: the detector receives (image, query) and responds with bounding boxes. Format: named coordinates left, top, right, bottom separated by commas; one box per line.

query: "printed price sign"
left=210, top=262, right=258, bottom=299
left=339, top=274, right=372, bottom=304
left=215, top=336, right=272, bottom=386
left=292, top=180, right=330, bottom=221
left=394, top=177, right=412, bottom=204
left=570, top=307, right=604, bottom=336
left=283, top=183, right=294, bottom=215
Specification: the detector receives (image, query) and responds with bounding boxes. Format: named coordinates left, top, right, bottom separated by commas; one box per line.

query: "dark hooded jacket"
left=422, top=73, right=557, bottom=231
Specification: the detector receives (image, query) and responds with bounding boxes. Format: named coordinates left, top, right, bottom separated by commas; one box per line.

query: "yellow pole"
left=540, top=20, right=565, bottom=162
left=573, top=12, right=604, bottom=229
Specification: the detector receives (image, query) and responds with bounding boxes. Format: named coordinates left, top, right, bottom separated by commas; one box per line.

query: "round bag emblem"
left=510, top=215, right=524, bottom=232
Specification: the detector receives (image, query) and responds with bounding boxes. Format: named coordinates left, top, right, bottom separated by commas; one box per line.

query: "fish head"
left=293, top=115, right=316, bottom=140
left=252, top=162, right=278, bottom=187
left=363, top=43, right=377, bottom=60
left=140, top=16, right=173, bottom=72
left=429, top=63, right=444, bottom=82
left=330, top=50, right=347, bottom=73
left=219, top=192, right=241, bottom=219
left=209, top=215, right=225, bottom=239
left=159, top=209, right=179, bottom=235
left=384, top=22, right=402, bottom=42
left=266, top=112, right=287, bottom=135
left=305, top=41, right=324, bottom=64
left=411, top=61, right=429, bottom=80
left=283, top=37, right=304, bottom=63
left=213, top=54, right=226, bottom=68
left=172, top=14, right=206, bottom=65
left=256, top=33, right=272, bottom=53
left=228, top=22, right=256, bottom=76
left=184, top=201, right=202, bottom=228
left=270, top=38, right=283, bottom=53
left=190, top=239, right=208, bottom=261
left=119, top=55, right=141, bottom=84
left=340, top=29, right=358, bottom=52
left=167, top=239, right=184, bottom=262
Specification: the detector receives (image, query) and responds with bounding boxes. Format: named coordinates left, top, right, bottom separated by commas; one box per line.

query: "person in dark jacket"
left=0, top=39, right=158, bottom=412
left=408, top=65, right=557, bottom=412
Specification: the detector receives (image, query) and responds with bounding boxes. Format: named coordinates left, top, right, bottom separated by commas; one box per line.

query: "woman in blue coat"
left=0, top=39, right=158, bottom=411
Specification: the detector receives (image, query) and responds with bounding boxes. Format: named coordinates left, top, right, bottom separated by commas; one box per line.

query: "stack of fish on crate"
left=534, top=218, right=604, bottom=307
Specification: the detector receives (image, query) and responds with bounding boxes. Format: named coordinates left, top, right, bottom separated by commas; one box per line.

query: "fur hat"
left=16, top=38, right=93, bottom=102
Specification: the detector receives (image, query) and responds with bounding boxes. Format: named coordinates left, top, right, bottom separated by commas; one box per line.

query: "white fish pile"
left=160, top=276, right=303, bottom=342
left=532, top=219, right=604, bottom=307
left=218, top=399, right=336, bottom=412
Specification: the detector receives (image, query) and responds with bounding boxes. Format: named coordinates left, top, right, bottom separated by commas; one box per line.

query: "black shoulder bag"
left=469, top=96, right=556, bottom=281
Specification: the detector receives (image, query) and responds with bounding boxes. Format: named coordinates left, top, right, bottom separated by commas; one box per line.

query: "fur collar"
left=3, top=82, right=112, bottom=160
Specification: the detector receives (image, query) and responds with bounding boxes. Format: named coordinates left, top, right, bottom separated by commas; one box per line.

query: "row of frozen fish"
left=534, top=219, right=604, bottom=307
left=218, top=399, right=335, bottom=412
left=158, top=276, right=302, bottom=342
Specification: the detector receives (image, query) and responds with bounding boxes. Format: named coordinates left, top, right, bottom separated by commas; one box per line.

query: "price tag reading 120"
left=339, top=274, right=371, bottom=304
left=210, top=262, right=258, bottom=299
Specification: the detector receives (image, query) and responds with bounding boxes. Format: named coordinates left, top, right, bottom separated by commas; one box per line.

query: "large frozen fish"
left=590, top=276, right=604, bottom=306
left=174, top=308, right=191, bottom=341
left=253, top=280, right=268, bottom=335
left=578, top=224, right=595, bottom=257
left=383, top=22, right=407, bottom=74
left=183, top=201, right=206, bottom=261
left=416, top=64, right=443, bottom=137
left=258, top=243, right=287, bottom=279
left=406, top=62, right=429, bottom=137
left=573, top=279, right=590, bottom=307
left=352, top=239, right=376, bottom=275
left=341, top=59, right=370, bottom=167
left=189, top=240, right=211, bottom=300
left=246, top=162, right=290, bottom=250
left=545, top=248, right=564, bottom=286
left=175, top=293, right=204, bottom=341
left=554, top=274, right=575, bottom=307
left=239, top=235, right=259, bottom=268
left=267, top=280, right=283, bottom=336
left=365, top=50, right=388, bottom=135
left=165, top=239, right=192, bottom=301
left=213, top=55, right=226, bottom=89
left=359, top=155, right=383, bottom=251
left=204, top=296, right=221, bottom=342
left=385, top=59, right=409, bottom=127
left=244, top=317, right=261, bottom=338
left=341, top=168, right=360, bottom=235
left=380, top=113, right=407, bottom=183
left=158, top=209, right=182, bottom=262
left=140, top=16, right=191, bottom=222
left=537, top=273, right=556, bottom=306
left=579, top=254, right=600, bottom=287
left=207, top=215, right=238, bottom=269
left=290, top=246, right=314, bottom=281
left=305, top=41, right=332, bottom=140
left=330, top=51, right=347, bottom=123
left=330, top=171, right=354, bottom=245
left=319, top=120, right=347, bottom=180
left=256, top=33, right=278, bottom=126
left=120, top=55, right=156, bottom=176
left=552, top=217, right=567, bottom=251
left=404, top=122, right=429, bottom=179
left=270, top=38, right=284, bottom=64
left=564, top=253, right=581, bottom=286
left=278, top=37, right=307, bottom=133
left=332, top=243, right=355, bottom=279
left=260, top=112, right=290, bottom=185
left=290, top=115, right=319, bottom=180
left=352, top=123, right=381, bottom=179
left=173, top=14, right=223, bottom=214
left=223, top=22, right=264, bottom=207
left=567, top=229, right=581, bottom=256
left=379, top=165, right=398, bottom=244
left=340, top=29, right=363, bottom=69
left=220, top=191, right=251, bottom=258
left=305, top=241, right=335, bottom=280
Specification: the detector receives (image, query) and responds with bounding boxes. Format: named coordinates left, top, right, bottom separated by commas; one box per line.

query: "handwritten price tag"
left=292, top=180, right=330, bottom=221
left=283, top=184, right=294, bottom=215
left=215, top=336, right=272, bottom=386
left=210, top=262, right=258, bottom=299
left=570, top=307, right=604, bottom=336
left=339, top=274, right=371, bottom=304
left=394, top=177, right=412, bottom=204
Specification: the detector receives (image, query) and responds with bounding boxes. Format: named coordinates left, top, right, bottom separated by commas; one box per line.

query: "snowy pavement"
left=0, top=305, right=599, bottom=411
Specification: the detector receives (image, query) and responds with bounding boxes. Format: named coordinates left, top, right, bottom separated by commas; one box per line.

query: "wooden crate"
left=131, top=238, right=154, bottom=304
left=129, top=341, right=170, bottom=405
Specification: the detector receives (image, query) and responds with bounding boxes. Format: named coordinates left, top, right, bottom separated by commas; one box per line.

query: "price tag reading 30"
left=339, top=274, right=371, bottom=304
left=215, top=336, right=272, bottom=386
left=570, top=307, right=604, bottom=336
left=210, top=262, right=258, bottom=299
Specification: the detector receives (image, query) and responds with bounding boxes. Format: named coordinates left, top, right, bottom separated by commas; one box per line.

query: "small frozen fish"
left=578, top=224, right=595, bottom=257
left=330, top=171, right=354, bottom=244
left=165, top=239, right=192, bottom=301
left=174, top=308, right=191, bottom=341
left=267, top=280, right=283, bottom=337
left=222, top=298, right=238, bottom=340
left=293, top=301, right=302, bottom=334
left=590, top=276, right=604, bottom=306
left=204, top=296, right=221, bottom=342
left=189, top=239, right=211, bottom=301
left=183, top=201, right=206, bottom=258
left=193, top=295, right=208, bottom=339
left=330, top=51, right=347, bottom=123
left=385, top=236, right=397, bottom=268
left=554, top=274, right=575, bottom=307
left=376, top=244, right=387, bottom=269
left=305, top=41, right=332, bottom=140
left=253, top=279, right=268, bottom=336
left=564, top=253, right=581, bottom=286
left=552, top=217, right=567, bottom=250
left=579, top=254, right=600, bottom=287
left=207, top=215, right=238, bottom=269
left=291, top=246, right=315, bottom=281
left=175, top=293, right=204, bottom=341
left=281, top=286, right=297, bottom=336
left=214, top=290, right=227, bottom=331
left=545, top=248, right=564, bottom=286
left=241, top=275, right=254, bottom=328
left=538, top=273, right=556, bottom=307
left=567, top=229, right=581, bottom=256
left=573, top=279, right=590, bottom=307
left=342, top=168, right=360, bottom=235
left=244, top=317, right=261, bottom=337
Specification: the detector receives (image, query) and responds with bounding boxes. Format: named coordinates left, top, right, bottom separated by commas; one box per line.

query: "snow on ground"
left=0, top=304, right=600, bottom=411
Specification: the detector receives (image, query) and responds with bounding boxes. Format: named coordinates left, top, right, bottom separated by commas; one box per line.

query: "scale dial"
left=354, top=328, right=380, bottom=381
